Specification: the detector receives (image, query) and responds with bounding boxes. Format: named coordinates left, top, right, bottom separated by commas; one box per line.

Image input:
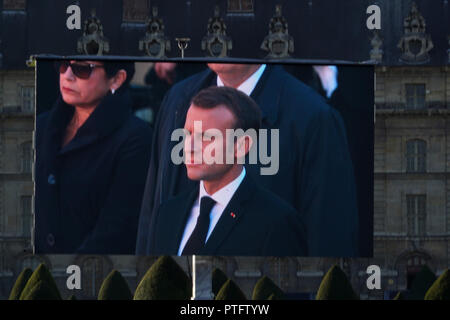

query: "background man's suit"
left=285, top=65, right=374, bottom=256
left=136, top=65, right=360, bottom=256
left=151, top=174, right=307, bottom=256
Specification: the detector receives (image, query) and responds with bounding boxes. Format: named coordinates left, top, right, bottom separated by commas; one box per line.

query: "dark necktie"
left=182, top=196, right=216, bottom=255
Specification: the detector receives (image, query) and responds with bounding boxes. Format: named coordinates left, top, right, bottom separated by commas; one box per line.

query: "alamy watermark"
left=170, top=121, right=280, bottom=176
left=66, top=4, right=381, bottom=31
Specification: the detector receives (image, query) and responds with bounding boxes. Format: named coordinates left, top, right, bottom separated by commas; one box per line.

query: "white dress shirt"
left=217, top=64, right=266, bottom=96
left=312, top=65, right=338, bottom=98
left=177, top=168, right=246, bottom=255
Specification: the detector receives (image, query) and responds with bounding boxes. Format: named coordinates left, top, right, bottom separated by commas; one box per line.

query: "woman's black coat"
left=35, top=89, right=152, bottom=254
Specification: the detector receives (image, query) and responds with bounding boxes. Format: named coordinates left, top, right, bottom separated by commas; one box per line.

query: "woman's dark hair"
left=103, top=61, right=135, bottom=90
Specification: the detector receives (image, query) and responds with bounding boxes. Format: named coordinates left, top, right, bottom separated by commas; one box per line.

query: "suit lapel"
left=163, top=188, right=199, bottom=254
left=250, top=65, right=284, bottom=127
left=201, top=174, right=255, bottom=255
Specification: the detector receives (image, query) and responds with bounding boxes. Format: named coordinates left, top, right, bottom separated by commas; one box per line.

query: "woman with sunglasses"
left=34, top=60, right=152, bottom=254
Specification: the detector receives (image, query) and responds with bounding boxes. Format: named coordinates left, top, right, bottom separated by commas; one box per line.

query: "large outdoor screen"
left=33, top=58, right=374, bottom=257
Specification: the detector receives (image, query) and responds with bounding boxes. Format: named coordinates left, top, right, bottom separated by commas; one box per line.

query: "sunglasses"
left=54, top=61, right=105, bottom=79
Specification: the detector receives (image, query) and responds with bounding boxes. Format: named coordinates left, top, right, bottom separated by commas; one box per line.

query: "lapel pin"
left=230, top=212, right=236, bottom=218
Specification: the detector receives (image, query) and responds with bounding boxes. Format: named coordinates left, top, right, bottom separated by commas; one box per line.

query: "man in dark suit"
left=137, top=63, right=359, bottom=257
left=151, top=86, right=307, bottom=256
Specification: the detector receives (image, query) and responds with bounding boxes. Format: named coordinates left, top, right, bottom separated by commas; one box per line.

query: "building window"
left=21, top=141, right=32, bottom=173
left=406, top=195, right=426, bottom=236
left=3, top=0, right=26, bottom=10
left=407, top=255, right=427, bottom=267
left=406, top=139, right=426, bottom=172
left=21, top=86, right=34, bottom=112
left=122, top=0, right=149, bottom=22
left=82, top=257, right=104, bottom=297
left=227, top=0, right=254, bottom=13
left=405, top=84, right=426, bottom=109
left=21, top=196, right=32, bottom=237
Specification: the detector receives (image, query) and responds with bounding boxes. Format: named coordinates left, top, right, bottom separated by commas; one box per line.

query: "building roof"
left=0, top=0, right=448, bottom=69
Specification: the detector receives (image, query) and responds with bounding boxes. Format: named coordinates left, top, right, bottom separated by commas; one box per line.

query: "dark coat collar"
left=174, top=65, right=285, bottom=128
left=174, top=69, right=216, bottom=128
left=43, top=89, right=132, bottom=156
left=168, top=188, right=200, bottom=254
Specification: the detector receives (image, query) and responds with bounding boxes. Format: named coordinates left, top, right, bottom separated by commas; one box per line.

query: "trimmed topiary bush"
left=98, top=270, right=132, bottom=300
left=424, top=269, right=450, bottom=300
left=134, top=256, right=191, bottom=300
left=315, top=265, right=358, bottom=300
left=21, top=280, right=61, bottom=300
left=215, top=279, right=246, bottom=300
left=393, top=291, right=405, bottom=300
left=8, top=268, right=33, bottom=300
left=19, top=263, right=61, bottom=300
left=252, top=276, right=284, bottom=300
left=212, top=268, right=228, bottom=298
left=408, top=265, right=436, bottom=300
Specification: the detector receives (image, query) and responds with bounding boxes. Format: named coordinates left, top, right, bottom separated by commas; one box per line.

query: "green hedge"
left=316, top=265, right=358, bottom=300
left=19, top=263, right=61, bottom=300
left=252, top=276, right=284, bottom=300
left=98, top=270, right=132, bottom=300
left=424, top=269, right=450, bottom=300
left=134, top=256, right=191, bottom=300
left=21, top=280, right=61, bottom=300
left=408, top=265, right=436, bottom=300
left=212, top=268, right=228, bottom=298
left=8, top=268, right=33, bottom=300
left=393, top=291, right=405, bottom=300
left=215, top=279, right=246, bottom=300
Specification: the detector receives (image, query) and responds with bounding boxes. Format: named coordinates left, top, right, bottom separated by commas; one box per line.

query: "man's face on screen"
left=183, top=104, right=236, bottom=181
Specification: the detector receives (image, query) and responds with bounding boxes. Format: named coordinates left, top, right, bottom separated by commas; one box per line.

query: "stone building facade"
left=0, top=0, right=449, bottom=300
left=370, top=66, right=450, bottom=297
left=1, top=65, right=448, bottom=300
left=0, top=69, right=35, bottom=296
